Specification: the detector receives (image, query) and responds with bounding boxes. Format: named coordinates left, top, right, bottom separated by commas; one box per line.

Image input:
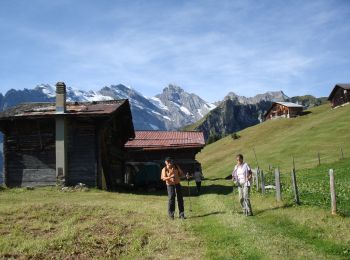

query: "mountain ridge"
left=185, top=93, right=328, bottom=142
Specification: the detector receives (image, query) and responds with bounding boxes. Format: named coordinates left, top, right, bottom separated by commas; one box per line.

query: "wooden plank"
left=260, top=170, right=265, bottom=194
left=67, top=120, right=97, bottom=187
left=22, top=169, right=55, bottom=182
left=291, top=168, right=300, bottom=205
left=275, top=168, right=281, bottom=201
left=318, top=152, right=321, bottom=166
left=340, top=147, right=344, bottom=160
left=255, top=168, right=259, bottom=192
left=329, top=169, right=337, bottom=215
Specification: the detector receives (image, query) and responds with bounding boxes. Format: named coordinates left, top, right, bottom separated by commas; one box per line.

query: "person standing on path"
left=232, top=154, right=253, bottom=216
left=192, top=167, right=204, bottom=196
left=161, top=157, right=186, bottom=220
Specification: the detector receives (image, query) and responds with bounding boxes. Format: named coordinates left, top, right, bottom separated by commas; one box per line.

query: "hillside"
left=185, top=93, right=327, bottom=142
left=197, top=103, right=350, bottom=175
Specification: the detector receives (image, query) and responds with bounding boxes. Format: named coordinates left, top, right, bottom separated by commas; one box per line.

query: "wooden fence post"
left=255, top=168, right=260, bottom=192
left=340, top=147, right=344, bottom=160
left=275, top=168, right=281, bottom=201
left=318, top=152, right=321, bottom=166
left=261, top=170, right=265, bottom=194
left=252, top=169, right=255, bottom=187
left=291, top=168, right=300, bottom=205
left=329, top=169, right=337, bottom=215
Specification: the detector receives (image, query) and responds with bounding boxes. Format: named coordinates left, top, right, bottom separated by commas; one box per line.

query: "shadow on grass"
left=116, top=183, right=234, bottom=196
left=254, top=203, right=295, bottom=216
left=189, top=211, right=226, bottom=219
left=204, top=177, right=227, bottom=181
left=301, top=111, right=312, bottom=116
left=199, top=184, right=233, bottom=195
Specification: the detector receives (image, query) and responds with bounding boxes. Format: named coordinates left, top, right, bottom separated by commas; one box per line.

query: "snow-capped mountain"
left=0, top=83, right=216, bottom=131
left=151, top=84, right=216, bottom=129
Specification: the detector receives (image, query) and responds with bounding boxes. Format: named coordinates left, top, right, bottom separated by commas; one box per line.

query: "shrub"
left=207, top=134, right=221, bottom=144
left=231, top=132, right=240, bottom=140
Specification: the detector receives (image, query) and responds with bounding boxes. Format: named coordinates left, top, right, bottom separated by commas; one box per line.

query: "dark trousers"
left=167, top=184, right=184, bottom=218
left=195, top=181, right=201, bottom=194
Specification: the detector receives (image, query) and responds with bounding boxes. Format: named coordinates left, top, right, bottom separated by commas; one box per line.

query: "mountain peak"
left=34, top=84, right=55, bottom=97
left=165, top=84, right=185, bottom=93
left=222, top=90, right=289, bottom=105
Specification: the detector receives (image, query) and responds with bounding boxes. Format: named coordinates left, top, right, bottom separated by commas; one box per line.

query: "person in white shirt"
left=232, top=154, right=253, bottom=216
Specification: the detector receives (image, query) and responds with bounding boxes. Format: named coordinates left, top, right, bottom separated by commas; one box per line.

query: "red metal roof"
left=125, top=131, right=205, bottom=149
left=0, top=100, right=128, bottom=119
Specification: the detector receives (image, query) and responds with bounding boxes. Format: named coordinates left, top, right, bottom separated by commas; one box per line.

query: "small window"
left=344, top=89, right=348, bottom=94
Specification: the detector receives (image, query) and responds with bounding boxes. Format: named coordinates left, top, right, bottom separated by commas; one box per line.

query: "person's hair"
left=236, top=154, right=244, bottom=160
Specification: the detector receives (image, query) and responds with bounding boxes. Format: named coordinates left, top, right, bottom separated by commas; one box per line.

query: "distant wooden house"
left=328, top=84, right=350, bottom=108
left=264, top=102, right=304, bottom=121
left=0, top=82, right=134, bottom=189
left=125, top=131, right=205, bottom=175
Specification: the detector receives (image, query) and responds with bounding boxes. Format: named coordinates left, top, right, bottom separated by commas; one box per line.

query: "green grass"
left=197, top=104, right=350, bottom=174
left=0, top=187, right=202, bottom=259
left=1, top=103, right=350, bottom=259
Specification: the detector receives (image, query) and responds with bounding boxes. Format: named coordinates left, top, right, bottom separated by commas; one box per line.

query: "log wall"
left=4, top=119, right=56, bottom=187
left=67, top=119, right=97, bottom=187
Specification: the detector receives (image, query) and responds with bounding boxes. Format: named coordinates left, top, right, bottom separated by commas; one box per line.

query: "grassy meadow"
left=197, top=104, right=350, bottom=175
left=1, top=103, right=350, bottom=259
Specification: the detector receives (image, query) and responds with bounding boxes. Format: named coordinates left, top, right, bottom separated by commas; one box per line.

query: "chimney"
left=56, top=82, right=66, bottom=113
left=55, top=82, right=67, bottom=185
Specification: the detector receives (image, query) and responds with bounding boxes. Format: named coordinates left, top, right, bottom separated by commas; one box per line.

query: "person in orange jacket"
left=161, top=157, right=186, bottom=220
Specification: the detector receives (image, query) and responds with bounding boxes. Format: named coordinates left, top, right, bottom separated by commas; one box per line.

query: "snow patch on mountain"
left=149, top=97, right=169, bottom=111
left=35, top=84, right=55, bottom=97
left=149, top=124, right=160, bottom=130
left=180, top=106, right=192, bottom=116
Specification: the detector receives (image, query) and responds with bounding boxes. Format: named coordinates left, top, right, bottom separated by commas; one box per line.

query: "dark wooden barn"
left=125, top=131, right=205, bottom=174
left=264, top=102, right=304, bottom=121
left=0, top=82, right=134, bottom=190
left=328, top=84, right=350, bottom=108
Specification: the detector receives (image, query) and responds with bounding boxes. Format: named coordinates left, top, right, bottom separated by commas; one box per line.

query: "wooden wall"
left=67, top=119, right=97, bottom=187
left=4, top=119, right=56, bottom=187
left=1, top=102, right=134, bottom=189
left=265, top=104, right=303, bottom=120
left=126, top=148, right=202, bottom=174
left=98, top=115, right=130, bottom=190
left=331, top=88, right=350, bottom=108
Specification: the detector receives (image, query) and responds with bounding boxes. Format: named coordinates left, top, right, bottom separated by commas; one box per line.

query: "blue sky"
left=0, top=0, right=349, bottom=102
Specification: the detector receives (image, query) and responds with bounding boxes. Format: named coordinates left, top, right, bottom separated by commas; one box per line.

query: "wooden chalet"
left=264, top=102, right=304, bottom=121
left=328, top=84, right=350, bottom=108
left=0, top=82, right=135, bottom=190
left=125, top=131, right=205, bottom=174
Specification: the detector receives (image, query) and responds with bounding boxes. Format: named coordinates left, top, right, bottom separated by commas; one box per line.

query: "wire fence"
left=251, top=147, right=350, bottom=216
